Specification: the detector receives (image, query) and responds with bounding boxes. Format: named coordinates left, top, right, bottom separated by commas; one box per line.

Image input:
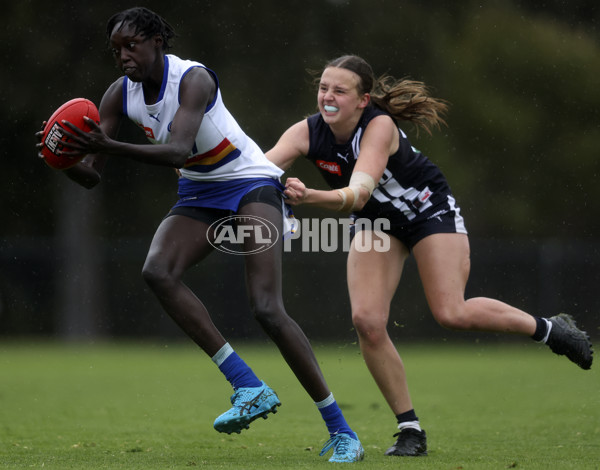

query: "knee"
left=141, top=257, right=176, bottom=292
left=251, top=295, right=286, bottom=330
left=352, top=308, right=389, bottom=347
left=432, top=304, right=472, bottom=331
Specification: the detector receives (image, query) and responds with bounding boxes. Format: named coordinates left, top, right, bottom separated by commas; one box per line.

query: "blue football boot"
left=213, top=381, right=281, bottom=434
left=319, top=433, right=365, bottom=463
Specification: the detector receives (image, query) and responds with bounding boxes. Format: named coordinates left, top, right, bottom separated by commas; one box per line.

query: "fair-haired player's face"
left=318, top=67, right=369, bottom=126
left=109, top=22, right=162, bottom=83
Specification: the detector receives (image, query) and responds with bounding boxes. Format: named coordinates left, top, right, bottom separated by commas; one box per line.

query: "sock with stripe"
left=531, top=317, right=552, bottom=343
left=396, top=409, right=422, bottom=431
left=315, top=393, right=357, bottom=439
left=211, top=343, right=262, bottom=390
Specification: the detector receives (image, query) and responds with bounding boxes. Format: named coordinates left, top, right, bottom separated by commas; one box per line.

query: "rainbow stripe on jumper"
left=184, top=138, right=241, bottom=172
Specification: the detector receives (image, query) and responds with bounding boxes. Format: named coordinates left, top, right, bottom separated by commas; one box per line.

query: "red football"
left=41, top=98, right=100, bottom=169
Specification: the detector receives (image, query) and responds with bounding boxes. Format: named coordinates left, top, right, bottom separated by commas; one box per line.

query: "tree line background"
left=1, top=0, right=599, bottom=342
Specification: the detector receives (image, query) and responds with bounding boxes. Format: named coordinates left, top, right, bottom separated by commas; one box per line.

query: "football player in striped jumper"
left=36, top=9, right=363, bottom=463
left=266, top=54, right=593, bottom=457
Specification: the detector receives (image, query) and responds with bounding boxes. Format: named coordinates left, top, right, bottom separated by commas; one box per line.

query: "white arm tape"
left=336, top=171, right=376, bottom=211
left=349, top=171, right=376, bottom=197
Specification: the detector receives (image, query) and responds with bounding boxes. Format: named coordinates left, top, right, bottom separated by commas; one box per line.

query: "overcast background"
left=1, top=0, right=598, bottom=342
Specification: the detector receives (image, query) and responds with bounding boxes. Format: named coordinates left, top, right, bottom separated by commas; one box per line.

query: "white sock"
left=315, top=393, right=335, bottom=408
left=211, top=342, right=234, bottom=366
left=399, top=420, right=422, bottom=432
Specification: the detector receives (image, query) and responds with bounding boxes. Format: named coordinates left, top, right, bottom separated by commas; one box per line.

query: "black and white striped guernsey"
left=305, top=105, right=459, bottom=227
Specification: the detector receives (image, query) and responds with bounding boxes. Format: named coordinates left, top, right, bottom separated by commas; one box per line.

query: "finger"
left=61, top=120, right=86, bottom=135
left=83, top=116, right=100, bottom=129
left=59, top=140, right=86, bottom=152
left=57, top=148, right=85, bottom=159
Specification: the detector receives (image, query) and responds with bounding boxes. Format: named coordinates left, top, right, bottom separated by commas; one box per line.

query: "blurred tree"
left=4, top=0, right=598, bottom=239
left=429, top=2, right=600, bottom=238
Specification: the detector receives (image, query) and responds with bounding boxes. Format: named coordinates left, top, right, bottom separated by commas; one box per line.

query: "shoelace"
left=319, top=434, right=350, bottom=456
left=230, top=388, right=245, bottom=404
left=231, top=385, right=259, bottom=403
left=232, top=389, right=261, bottom=409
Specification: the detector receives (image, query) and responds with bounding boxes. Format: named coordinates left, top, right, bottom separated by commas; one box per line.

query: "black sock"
left=531, top=316, right=550, bottom=342
left=395, top=409, right=418, bottom=424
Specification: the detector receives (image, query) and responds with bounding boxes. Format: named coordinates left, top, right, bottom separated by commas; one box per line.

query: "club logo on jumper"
left=208, top=215, right=279, bottom=255
left=316, top=160, right=342, bottom=175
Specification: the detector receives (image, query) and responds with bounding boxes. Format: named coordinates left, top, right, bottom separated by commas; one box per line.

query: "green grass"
left=0, top=341, right=598, bottom=469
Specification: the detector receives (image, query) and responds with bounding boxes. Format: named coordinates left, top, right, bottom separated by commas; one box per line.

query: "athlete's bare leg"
left=141, top=214, right=227, bottom=355
left=413, top=233, right=537, bottom=335
left=348, top=230, right=415, bottom=415
left=238, top=200, right=331, bottom=401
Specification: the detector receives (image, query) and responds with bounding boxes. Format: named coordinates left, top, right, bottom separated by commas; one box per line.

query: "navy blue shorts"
left=165, top=184, right=282, bottom=226
left=351, top=204, right=467, bottom=251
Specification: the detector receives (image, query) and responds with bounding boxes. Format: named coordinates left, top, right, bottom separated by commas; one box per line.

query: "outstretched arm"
left=265, top=120, right=310, bottom=171
left=284, top=115, right=397, bottom=212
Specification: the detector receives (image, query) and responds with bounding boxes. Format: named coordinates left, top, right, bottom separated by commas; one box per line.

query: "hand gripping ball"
left=41, top=98, right=100, bottom=169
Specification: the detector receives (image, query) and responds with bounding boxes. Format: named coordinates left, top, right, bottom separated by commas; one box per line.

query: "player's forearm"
left=299, top=188, right=349, bottom=211
left=64, top=160, right=102, bottom=189
left=102, top=140, right=190, bottom=168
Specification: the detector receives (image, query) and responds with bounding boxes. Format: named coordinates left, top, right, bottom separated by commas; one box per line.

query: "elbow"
left=353, top=200, right=366, bottom=212
left=173, top=155, right=189, bottom=168
left=352, top=196, right=369, bottom=212
left=171, top=144, right=192, bottom=168
left=80, top=176, right=101, bottom=190
left=352, top=190, right=372, bottom=212
left=346, top=172, right=376, bottom=212
left=73, top=172, right=101, bottom=189
left=337, top=187, right=371, bottom=212
left=64, top=166, right=101, bottom=189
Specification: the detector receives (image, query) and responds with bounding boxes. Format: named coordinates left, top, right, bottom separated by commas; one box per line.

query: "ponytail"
left=324, top=55, right=448, bottom=135
left=371, top=75, right=448, bottom=135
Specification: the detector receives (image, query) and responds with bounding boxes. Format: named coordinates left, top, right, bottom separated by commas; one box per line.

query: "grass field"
left=0, top=340, right=598, bottom=469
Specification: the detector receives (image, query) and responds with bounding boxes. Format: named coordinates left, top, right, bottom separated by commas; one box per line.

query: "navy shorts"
left=351, top=206, right=467, bottom=251
left=165, top=184, right=282, bottom=226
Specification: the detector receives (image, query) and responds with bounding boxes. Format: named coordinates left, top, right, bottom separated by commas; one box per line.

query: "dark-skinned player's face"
left=109, top=22, right=162, bottom=83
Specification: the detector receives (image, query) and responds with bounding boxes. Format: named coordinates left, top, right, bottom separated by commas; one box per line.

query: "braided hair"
left=106, top=7, right=176, bottom=51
